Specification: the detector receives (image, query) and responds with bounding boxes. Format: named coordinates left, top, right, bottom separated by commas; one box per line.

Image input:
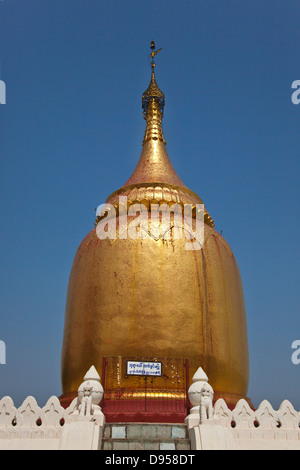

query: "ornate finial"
left=149, top=40, right=163, bottom=71
left=142, top=40, right=165, bottom=119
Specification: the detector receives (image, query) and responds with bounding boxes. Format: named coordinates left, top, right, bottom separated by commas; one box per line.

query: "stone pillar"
left=60, top=366, right=105, bottom=450
left=185, top=367, right=233, bottom=450
left=185, top=367, right=214, bottom=429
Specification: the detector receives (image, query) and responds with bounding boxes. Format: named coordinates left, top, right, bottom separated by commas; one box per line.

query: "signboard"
left=126, top=360, right=162, bottom=377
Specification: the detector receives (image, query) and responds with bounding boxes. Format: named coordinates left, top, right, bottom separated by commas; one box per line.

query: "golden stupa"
left=61, top=42, right=250, bottom=410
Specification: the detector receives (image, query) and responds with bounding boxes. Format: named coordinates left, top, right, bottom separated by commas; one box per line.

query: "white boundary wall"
left=188, top=398, right=300, bottom=450
left=0, top=393, right=299, bottom=450
left=0, top=395, right=103, bottom=450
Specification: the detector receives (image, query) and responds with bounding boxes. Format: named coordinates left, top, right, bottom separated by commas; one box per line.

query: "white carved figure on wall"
left=78, top=385, right=94, bottom=417
left=76, top=366, right=104, bottom=422
left=199, top=382, right=214, bottom=423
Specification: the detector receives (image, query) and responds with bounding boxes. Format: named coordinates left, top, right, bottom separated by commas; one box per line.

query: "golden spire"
left=121, top=40, right=185, bottom=186
left=104, top=41, right=215, bottom=228
left=142, top=41, right=166, bottom=145
left=143, top=42, right=165, bottom=113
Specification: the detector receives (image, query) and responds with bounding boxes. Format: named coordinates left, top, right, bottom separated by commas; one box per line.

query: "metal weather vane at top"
left=150, top=40, right=163, bottom=69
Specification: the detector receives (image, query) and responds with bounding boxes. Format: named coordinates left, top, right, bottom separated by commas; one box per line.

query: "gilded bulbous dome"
left=61, top=48, right=250, bottom=408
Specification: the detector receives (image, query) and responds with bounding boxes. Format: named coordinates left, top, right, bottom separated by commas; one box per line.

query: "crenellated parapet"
left=185, top=367, right=300, bottom=450
left=0, top=395, right=66, bottom=446
left=0, top=366, right=105, bottom=450
left=0, top=366, right=299, bottom=450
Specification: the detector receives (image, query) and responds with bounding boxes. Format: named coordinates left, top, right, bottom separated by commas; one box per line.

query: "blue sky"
left=0, top=0, right=299, bottom=409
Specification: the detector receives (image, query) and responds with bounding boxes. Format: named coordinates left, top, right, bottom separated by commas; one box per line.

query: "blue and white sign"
left=126, top=361, right=162, bottom=376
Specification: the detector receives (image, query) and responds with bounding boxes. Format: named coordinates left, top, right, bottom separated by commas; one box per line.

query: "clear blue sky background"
left=0, top=0, right=299, bottom=410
